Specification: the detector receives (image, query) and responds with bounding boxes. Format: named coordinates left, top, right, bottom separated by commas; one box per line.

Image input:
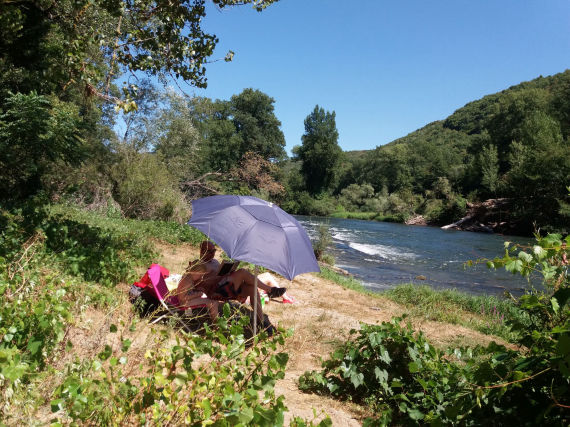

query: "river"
left=295, top=216, right=535, bottom=297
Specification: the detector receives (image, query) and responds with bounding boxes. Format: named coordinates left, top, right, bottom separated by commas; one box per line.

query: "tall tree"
left=480, top=144, right=499, bottom=194
left=229, top=88, right=286, bottom=162
left=0, top=0, right=279, bottom=203
left=297, top=105, right=342, bottom=194
left=202, top=89, right=286, bottom=171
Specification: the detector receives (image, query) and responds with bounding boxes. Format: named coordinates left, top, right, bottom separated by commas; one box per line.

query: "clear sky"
left=183, top=0, right=570, bottom=154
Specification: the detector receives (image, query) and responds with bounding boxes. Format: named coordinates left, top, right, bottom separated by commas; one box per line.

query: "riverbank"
left=5, top=236, right=520, bottom=425
left=155, top=243, right=515, bottom=424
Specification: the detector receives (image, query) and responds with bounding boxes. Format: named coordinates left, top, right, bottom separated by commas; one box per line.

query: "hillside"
left=344, top=70, right=570, bottom=234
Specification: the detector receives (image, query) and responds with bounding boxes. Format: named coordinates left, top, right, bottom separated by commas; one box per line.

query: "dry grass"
left=21, top=241, right=510, bottom=426
left=155, top=242, right=509, bottom=425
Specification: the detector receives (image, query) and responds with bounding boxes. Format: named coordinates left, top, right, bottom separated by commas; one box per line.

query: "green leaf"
left=533, top=245, right=546, bottom=259
left=237, top=407, right=254, bottom=423
left=121, top=339, right=132, bottom=352
left=98, top=345, right=112, bottom=361
left=275, top=352, right=289, bottom=368
left=201, top=398, right=212, bottom=419
left=505, top=259, right=523, bottom=273
left=408, top=361, right=420, bottom=373
left=50, top=398, right=64, bottom=412
left=110, top=324, right=118, bottom=333
left=407, top=408, right=425, bottom=420
left=551, top=297, right=560, bottom=314
left=350, top=371, right=365, bottom=389
left=517, top=251, right=533, bottom=263
left=27, top=340, right=43, bottom=355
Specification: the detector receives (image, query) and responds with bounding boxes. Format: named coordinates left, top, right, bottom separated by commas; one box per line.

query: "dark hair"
left=200, top=240, right=215, bottom=255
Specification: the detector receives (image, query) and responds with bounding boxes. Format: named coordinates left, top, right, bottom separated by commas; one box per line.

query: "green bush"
left=299, top=318, right=470, bottom=425
left=300, top=233, right=570, bottom=426
left=426, top=195, right=467, bottom=225
left=313, top=224, right=332, bottom=262
left=43, top=215, right=155, bottom=286
left=111, top=150, right=190, bottom=222
left=49, top=204, right=204, bottom=245
left=0, top=231, right=73, bottom=397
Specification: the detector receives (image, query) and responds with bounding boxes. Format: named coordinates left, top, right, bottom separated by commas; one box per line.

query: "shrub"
left=301, top=233, right=570, bottom=426
left=299, top=318, right=469, bottom=425
left=50, top=307, right=290, bottom=425
left=313, top=224, right=332, bottom=262
left=111, top=150, right=190, bottom=222
left=43, top=215, right=155, bottom=286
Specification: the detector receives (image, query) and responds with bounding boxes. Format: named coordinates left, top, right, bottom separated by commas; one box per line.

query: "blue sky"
left=184, top=0, right=570, bottom=154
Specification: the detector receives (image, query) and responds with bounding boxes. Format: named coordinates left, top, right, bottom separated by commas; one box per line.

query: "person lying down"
left=177, top=241, right=287, bottom=324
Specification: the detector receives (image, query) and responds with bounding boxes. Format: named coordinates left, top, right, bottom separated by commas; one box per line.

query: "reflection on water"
left=296, top=215, right=535, bottom=296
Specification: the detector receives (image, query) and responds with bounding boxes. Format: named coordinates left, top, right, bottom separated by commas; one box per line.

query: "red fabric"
left=133, top=263, right=169, bottom=288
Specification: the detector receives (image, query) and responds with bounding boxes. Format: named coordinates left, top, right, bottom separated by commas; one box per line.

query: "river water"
left=295, top=216, right=534, bottom=297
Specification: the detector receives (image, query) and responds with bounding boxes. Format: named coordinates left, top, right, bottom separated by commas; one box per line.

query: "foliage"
left=312, top=224, right=333, bottom=263
left=43, top=216, right=155, bottom=287
left=50, top=310, right=290, bottom=425
left=228, top=88, right=287, bottom=162
left=202, top=89, right=287, bottom=173
left=110, top=148, right=190, bottom=222
left=297, top=105, right=343, bottom=195
left=0, top=0, right=279, bottom=106
left=153, top=91, right=206, bottom=181
left=302, top=233, right=570, bottom=425
left=338, top=183, right=375, bottom=212
left=0, top=92, right=84, bottom=201
left=299, top=318, right=470, bottom=425
left=424, top=193, right=467, bottom=225
left=0, top=202, right=155, bottom=406
left=0, top=234, right=73, bottom=396
left=49, top=204, right=204, bottom=245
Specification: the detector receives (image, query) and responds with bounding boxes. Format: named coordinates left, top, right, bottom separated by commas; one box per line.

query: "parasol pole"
left=253, top=265, right=259, bottom=336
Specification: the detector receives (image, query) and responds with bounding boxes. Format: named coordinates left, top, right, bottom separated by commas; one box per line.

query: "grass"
left=49, top=204, right=204, bottom=244
left=318, top=265, right=526, bottom=342
left=383, top=284, right=528, bottom=342
left=317, top=266, right=371, bottom=293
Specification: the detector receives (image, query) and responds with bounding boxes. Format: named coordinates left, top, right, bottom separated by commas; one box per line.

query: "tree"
left=201, top=89, right=286, bottom=172
left=0, top=92, right=83, bottom=200
left=0, top=0, right=280, bottom=204
left=229, top=89, right=286, bottom=162
left=479, top=144, right=499, bottom=194
left=151, top=92, right=206, bottom=180
left=297, top=105, right=342, bottom=194
left=0, top=0, right=280, bottom=107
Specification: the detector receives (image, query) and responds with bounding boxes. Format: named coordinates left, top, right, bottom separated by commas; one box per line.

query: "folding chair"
left=146, top=265, right=207, bottom=326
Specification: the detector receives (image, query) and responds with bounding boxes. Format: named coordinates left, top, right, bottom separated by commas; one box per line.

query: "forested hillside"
left=288, top=71, right=569, bottom=235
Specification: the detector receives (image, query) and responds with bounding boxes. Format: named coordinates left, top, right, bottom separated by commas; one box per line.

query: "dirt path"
left=156, top=242, right=505, bottom=425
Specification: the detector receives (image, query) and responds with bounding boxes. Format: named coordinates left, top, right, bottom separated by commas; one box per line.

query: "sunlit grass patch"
left=317, top=266, right=370, bottom=294
left=383, top=284, right=527, bottom=342
left=49, top=204, right=204, bottom=245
